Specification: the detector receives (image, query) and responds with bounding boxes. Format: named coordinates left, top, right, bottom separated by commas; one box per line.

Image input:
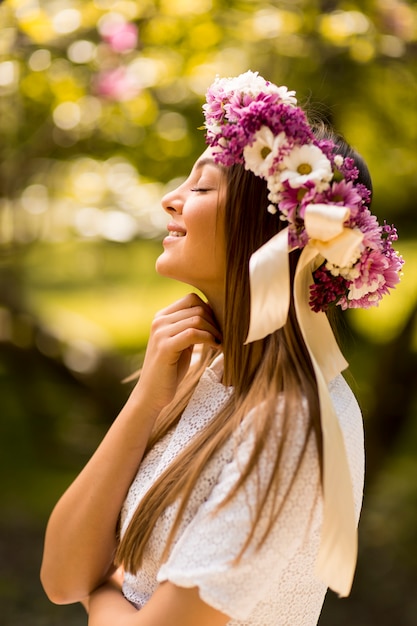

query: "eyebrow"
left=194, top=157, right=224, bottom=171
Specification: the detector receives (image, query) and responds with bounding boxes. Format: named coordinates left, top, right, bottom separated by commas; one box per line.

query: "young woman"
left=41, top=71, right=403, bottom=625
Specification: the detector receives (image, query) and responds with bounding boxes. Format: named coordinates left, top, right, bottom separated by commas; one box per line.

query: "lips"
left=167, top=223, right=186, bottom=237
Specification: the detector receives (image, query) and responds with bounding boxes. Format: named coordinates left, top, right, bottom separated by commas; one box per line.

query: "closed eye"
left=190, top=187, right=212, bottom=193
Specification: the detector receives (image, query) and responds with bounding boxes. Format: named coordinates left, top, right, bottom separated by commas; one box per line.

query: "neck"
left=198, top=281, right=225, bottom=336
left=207, top=294, right=224, bottom=337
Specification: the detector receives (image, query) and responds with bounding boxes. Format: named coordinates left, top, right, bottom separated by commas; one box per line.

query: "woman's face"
left=156, top=148, right=227, bottom=299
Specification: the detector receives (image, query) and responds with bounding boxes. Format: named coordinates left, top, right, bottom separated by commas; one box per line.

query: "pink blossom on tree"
left=94, top=66, right=140, bottom=101
left=101, top=21, right=138, bottom=54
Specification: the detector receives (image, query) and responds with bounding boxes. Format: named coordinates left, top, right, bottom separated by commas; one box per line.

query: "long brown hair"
left=115, top=128, right=371, bottom=574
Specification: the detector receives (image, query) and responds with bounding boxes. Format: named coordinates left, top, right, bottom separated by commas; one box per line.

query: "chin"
left=156, top=254, right=185, bottom=284
left=155, top=252, right=165, bottom=276
left=155, top=248, right=171, bottom=271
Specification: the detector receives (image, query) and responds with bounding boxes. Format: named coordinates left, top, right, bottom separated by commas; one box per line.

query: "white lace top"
left=119, top=355, right=364, bottom=625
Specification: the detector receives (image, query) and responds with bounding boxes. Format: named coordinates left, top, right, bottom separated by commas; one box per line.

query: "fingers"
left=153, top=309, right=222, bottom=344
left=151, top=315, right=220, bottom=353
left=130, top=294, right=222, bottom=411
left=152, top=294, right=222, bottom=348
left=154, top=293, right=215, bottom=321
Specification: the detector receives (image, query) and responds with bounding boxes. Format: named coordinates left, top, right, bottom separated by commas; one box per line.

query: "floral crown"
left=202, top=71, right=404, bottom=598
left=203, top=70, right=403, bottom=314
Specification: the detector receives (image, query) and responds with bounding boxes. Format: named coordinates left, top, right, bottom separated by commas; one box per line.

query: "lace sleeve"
left=157, top=402, right=323, bottom=622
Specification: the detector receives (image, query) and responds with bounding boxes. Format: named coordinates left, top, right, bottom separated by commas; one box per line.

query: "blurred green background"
left=1, top=0, right=416, bottom=624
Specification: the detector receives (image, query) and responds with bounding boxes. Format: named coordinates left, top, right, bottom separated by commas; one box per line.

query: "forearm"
left=87, top=583, right=138, bottom=626
left=40, top=389, right=160, bottom=605
left=87, top=581, right=230, bottom=626
left=41, top=294, right=221, bottom=606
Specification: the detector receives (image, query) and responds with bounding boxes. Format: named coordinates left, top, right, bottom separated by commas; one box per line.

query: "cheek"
left=188, top=205, right=218, bottom=240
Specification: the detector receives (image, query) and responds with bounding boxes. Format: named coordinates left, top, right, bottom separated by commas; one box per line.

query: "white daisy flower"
left=243, top=127, right=287, bottom=178
left=212, top=71, right=297, bottom=105
left=280, top=144, right=333, bottom=189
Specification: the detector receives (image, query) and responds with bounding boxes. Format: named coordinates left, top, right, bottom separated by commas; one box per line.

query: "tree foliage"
left=1, top=0, right=416, bottom=246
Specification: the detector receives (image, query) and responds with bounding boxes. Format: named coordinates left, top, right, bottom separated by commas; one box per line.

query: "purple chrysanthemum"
left=278, top=180, right=316, bottom=222
left=351, top=207, right=382, bottom=249
left=320, top=180, right=363, bottom=211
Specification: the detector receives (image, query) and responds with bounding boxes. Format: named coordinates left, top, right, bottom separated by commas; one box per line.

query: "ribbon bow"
left=245, top=203, right=363, bottom=597
left=304, top=203, right=364, bottom=268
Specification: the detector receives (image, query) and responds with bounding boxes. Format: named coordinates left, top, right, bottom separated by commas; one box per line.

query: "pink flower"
left=94, top=66, right=140, bottom=101
left=101, top=21, right=138, bottom=54
left=323, top=180, right=363, bottom=210
left=277, top=180, right=316, bottom=222
left=352, top=207, right=382, bottom=248
left=332, top=240, right=402, bottom=310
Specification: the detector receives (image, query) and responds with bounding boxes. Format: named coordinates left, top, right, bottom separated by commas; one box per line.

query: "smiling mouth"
left=169, top=231, right=186, bottom=237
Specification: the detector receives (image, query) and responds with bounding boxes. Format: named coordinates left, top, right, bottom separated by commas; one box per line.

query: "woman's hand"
left=132, top=293, right=222, bottom=412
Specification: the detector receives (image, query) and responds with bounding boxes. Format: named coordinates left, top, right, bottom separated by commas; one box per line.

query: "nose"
left=161, top=186, right=183, bottom=215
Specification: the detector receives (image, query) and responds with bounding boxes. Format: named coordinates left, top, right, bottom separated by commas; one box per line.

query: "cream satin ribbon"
left=245, top=203, right=364, bottom=597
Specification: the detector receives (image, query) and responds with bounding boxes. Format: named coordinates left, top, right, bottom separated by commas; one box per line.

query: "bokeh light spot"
left=28, top=48, right=51, bottom=71
left=53, top=101, right=81, bottom=130
left=21, top=184, right=49, bottom=215
left=67, top=40, right=96, bottom=64
left=156, top=111, right=187, bottom=141
left=52, top=9, right=82, bottom=35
